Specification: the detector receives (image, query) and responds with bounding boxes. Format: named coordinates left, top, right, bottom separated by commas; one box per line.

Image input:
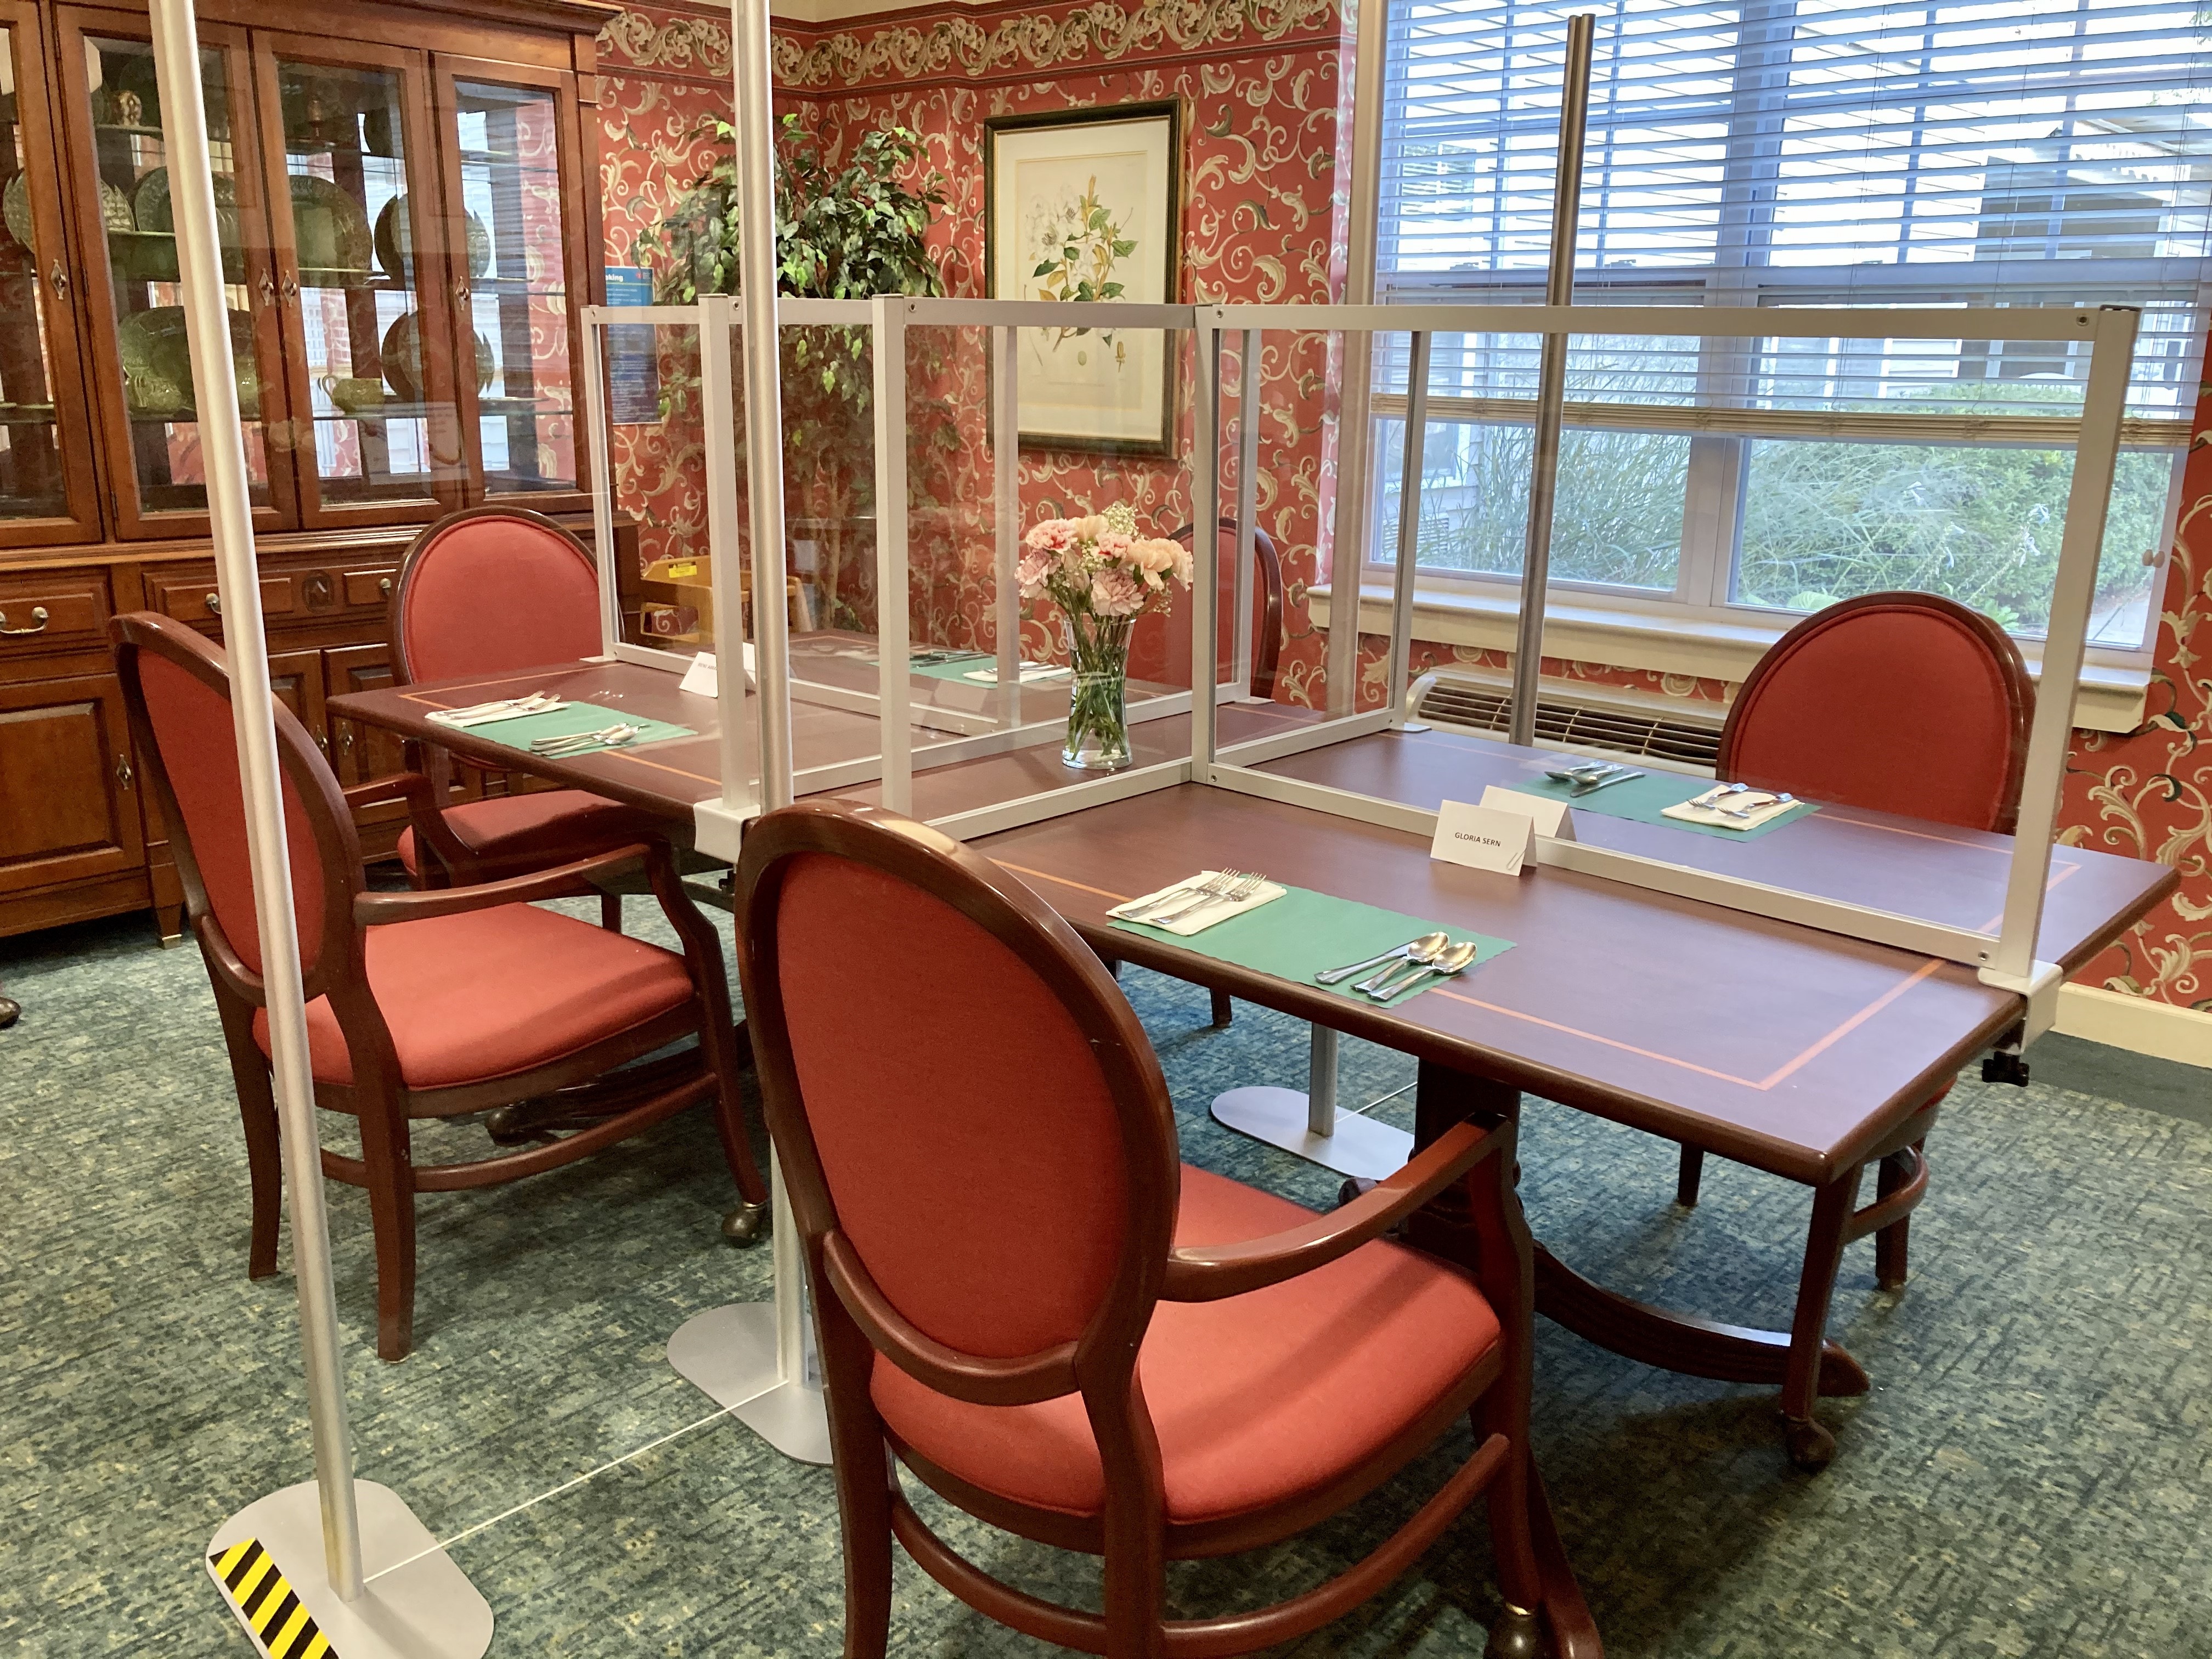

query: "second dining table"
left=330, top=652, right=2176, bottom=1484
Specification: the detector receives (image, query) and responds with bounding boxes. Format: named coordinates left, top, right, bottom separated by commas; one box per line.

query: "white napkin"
left=1108, top=870, right=1288, bottom=936
left=428, top=699, right=568, bottom=728
left=962, top=662, right=1071, bottom=684
left=1662, top=788, right=1799, bottom=832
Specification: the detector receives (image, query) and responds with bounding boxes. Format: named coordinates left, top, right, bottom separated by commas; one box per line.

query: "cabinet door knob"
left=454, top=282, right=471, bottom=304
left=115, top=755, right=134, bottom=790
left=280, top=272, right=300, bottom=301
left=204, top=592, right=221, bottom=615
left=379, top=577, right=393, bottom=599
left=257, top=271, right=276, bottom=307
left=0, top=605, right=50, bottom=635
left=341, top=727, right=354, bottom=751
left=48, top=260, right=68, bottom=295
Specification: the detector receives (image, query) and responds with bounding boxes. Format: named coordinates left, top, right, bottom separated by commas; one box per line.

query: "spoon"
left=1317, top=930, right=1449, bottom=986
left=1354, top=934, right=1447, bottom=996
left=1367, top=939, right=1480, bottom=1000
left=1718, top=791, right=1796, bottom=820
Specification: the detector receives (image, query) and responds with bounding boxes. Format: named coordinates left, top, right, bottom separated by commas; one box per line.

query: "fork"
left=531, top=723, right=639, bottom=757
left=1123, top=870, right=1243, bottom=924
left=1143, top=870, right=1265, bottom=927
left=431, top=690, right=561, bottom=726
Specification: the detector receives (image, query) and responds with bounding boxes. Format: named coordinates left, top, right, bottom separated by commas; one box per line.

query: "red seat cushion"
left=252, top=904, right=695, bottom=1088
left=871, top=1165, right=1499, bottom=1526
left=396, top=790, right=659, bottom=878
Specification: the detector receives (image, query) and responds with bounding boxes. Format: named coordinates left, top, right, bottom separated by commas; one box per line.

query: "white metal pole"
left=873, top=297, right=912, bottom=814
left=1990, top=305, right=2140, bottom=982
left=1192, top=315, right=1222, bottom=772
left=1233, top=330, right=1260, bottom=693
left=147, top=0, right=363, bottom=1598
left=1508, top=13, right=1595, bottom=747
left=1327, top=0, right=1391, bottom=718
left=578, top=311, right=624, bottom=654
left=1387, top=330, right=1430, bottom=724
left=994, top=325, right=1022, bottom=717
left=700, top=294, right=752, bottom=808
left=733, top=0, right=792, bottom=809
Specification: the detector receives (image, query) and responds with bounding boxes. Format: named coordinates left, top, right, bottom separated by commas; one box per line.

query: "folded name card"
left=1477, top=784, right=1576, bottom=842
left=1431, top=799, right=1535, bottom=876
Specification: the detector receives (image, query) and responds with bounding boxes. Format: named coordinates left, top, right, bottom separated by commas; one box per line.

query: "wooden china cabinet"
left=0, top=0, right=616, bottom=944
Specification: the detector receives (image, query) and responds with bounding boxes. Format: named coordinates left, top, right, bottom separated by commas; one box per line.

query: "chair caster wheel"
left=1784, top=1414, right=1837, bottom=1472
left=721, top=1201, right=770, bottom=1246
left=0, top=994, right=19, bottom=1031
left=1484, top=1604, right=1543, bottom=1659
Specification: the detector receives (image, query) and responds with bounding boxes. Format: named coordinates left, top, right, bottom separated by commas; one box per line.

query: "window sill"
left=1307, top=582, right=2152, bottom=734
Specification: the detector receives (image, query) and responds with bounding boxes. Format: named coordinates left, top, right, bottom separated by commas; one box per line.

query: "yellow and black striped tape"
left=209, top=1537, right=336, bottom=1659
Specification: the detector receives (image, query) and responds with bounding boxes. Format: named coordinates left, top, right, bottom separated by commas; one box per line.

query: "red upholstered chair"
left=112, top=611, right=769, bottom=1362
left=1126, top=518, right=1285, bottom=702
left=1681, top=593, right=2031, bottom=1449
left=388, top=506, right=663, bottom=922
left=736, top=803, right=1598, bottom=1659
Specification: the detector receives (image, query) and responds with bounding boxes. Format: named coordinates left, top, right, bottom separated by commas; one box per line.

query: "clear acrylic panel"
left=601, top=318, right=708, bottom=652
left=84, top=33, right=273, bottom=514
left=453, top=78, right=574, bottom=496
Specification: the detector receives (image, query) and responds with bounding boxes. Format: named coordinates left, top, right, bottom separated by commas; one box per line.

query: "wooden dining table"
left=330, top=654, right=2177, bottom=1477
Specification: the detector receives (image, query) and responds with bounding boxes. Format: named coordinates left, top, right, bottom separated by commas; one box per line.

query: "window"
left=1369, top=0, right=2212, bottom=651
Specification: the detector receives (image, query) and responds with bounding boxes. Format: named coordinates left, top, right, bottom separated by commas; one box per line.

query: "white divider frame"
left=1196, top=299, right=2141, bottom=1040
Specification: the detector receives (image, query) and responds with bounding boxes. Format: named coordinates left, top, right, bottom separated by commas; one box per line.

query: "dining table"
left=329, top=652, right=2177, bottom=1481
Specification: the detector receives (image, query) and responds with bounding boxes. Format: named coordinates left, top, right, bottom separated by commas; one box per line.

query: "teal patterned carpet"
left=2, top=901, right=2208, bottom=1658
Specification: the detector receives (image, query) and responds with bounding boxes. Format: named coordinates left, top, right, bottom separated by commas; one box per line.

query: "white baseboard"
left=2053, top=984, right=2212, bottom=1070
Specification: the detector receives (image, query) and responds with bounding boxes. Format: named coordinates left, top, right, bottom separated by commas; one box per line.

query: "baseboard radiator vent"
left=1410, top=672, right=1724, bottom=774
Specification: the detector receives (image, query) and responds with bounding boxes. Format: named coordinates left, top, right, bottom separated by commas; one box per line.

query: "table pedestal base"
left=1211, top=1086, right=1413, bottom=1180
left=667, top=1303, right=832, bottom=1465
left=1210, top=1024, right=1415, bottom=1181
left=207, top=1480, right=490, bottom=1659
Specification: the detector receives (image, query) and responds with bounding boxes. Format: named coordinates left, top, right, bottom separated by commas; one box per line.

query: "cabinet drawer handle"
left=0, top=605, right=50, bottom=635
left=48, top=260, right=68, bottom=295
left=379, top=577, right=392, bottom=599
left=116, top=755, right=133, bottom=790
left=341, top=727, right=354, bottom=751
left=204, top=592, right=221, bottom=615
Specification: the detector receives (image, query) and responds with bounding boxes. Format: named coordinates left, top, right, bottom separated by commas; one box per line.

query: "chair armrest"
left=341, top=770, right=472, bottom=871
left=1160, top=1119, right=1506, bottom=1302
left=353, top=843, right=652, bottom=926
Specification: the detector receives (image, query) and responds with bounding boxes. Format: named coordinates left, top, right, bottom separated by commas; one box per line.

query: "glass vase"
left=1061, top=612, right=1134, bottom=771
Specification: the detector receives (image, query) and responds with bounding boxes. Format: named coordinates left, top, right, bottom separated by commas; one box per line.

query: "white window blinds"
left=1379, top=0, right=2212, bottom=419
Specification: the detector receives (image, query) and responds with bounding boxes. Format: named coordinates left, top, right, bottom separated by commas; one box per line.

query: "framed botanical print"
left=984, top=101, right=1182, bottom=455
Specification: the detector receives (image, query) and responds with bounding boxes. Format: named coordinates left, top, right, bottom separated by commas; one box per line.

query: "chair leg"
left=1874, top=1137, right=1925, bottom=1291
left=1675, top=1142, right=1705, bottom=1206
left=1478, top=1429, right=1547, bottom=1659
left=357, top=1101, right=419, bottom=1362
left=1209, top=988, right=1232, bottom=1026
left=1780, top=1164, right=1864, bottom=1471
left=600, top=890, right=623, bottom=933
left=1101, top=1519, right=1167, bottom=1659
left=215, top=999, right=282, bottom=1279
left=819, top=1287, right=894, bottom=1659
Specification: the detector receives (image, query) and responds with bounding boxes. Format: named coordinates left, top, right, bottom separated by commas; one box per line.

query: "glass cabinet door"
left=253, top=36, right=457, bottom=524
left=433, top=62, right=580, bottom=507
left=0, top=3, right=101, bottom=544
left=57, top=12, right=285, bottom=537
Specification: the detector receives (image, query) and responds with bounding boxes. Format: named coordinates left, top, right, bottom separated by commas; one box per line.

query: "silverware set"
left=1111, top=870, right=1267, bottom=927
left=428, top=690, right=563, bottom=727
left=1686, top=781, right=1797, bottom=820
left=1545, top=759, right=1645, bottom=795
left=910, top=648, right=990, bottom=667
left=1315, top=932, right=1482, bottom=999
left=529, top=722, right=641, bottom=758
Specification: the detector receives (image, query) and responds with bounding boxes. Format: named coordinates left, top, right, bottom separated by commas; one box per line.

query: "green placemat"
left=450, top=701, right=696, bottom=755
left=1113, top=884, right=1512, bottom=1008
left=1506, top=770, right=1819, bottom=840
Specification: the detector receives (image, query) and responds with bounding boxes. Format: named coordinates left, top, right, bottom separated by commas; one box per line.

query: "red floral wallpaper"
left=594, top=0, right=2210, bottom=1015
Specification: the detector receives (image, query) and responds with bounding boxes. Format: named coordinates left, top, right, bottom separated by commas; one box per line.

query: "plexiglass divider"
left=586, top=292, right=2134, bottom=1045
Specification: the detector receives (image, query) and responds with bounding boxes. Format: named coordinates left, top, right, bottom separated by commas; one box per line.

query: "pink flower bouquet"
left=1019, top=510, right=1193, bottom=769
